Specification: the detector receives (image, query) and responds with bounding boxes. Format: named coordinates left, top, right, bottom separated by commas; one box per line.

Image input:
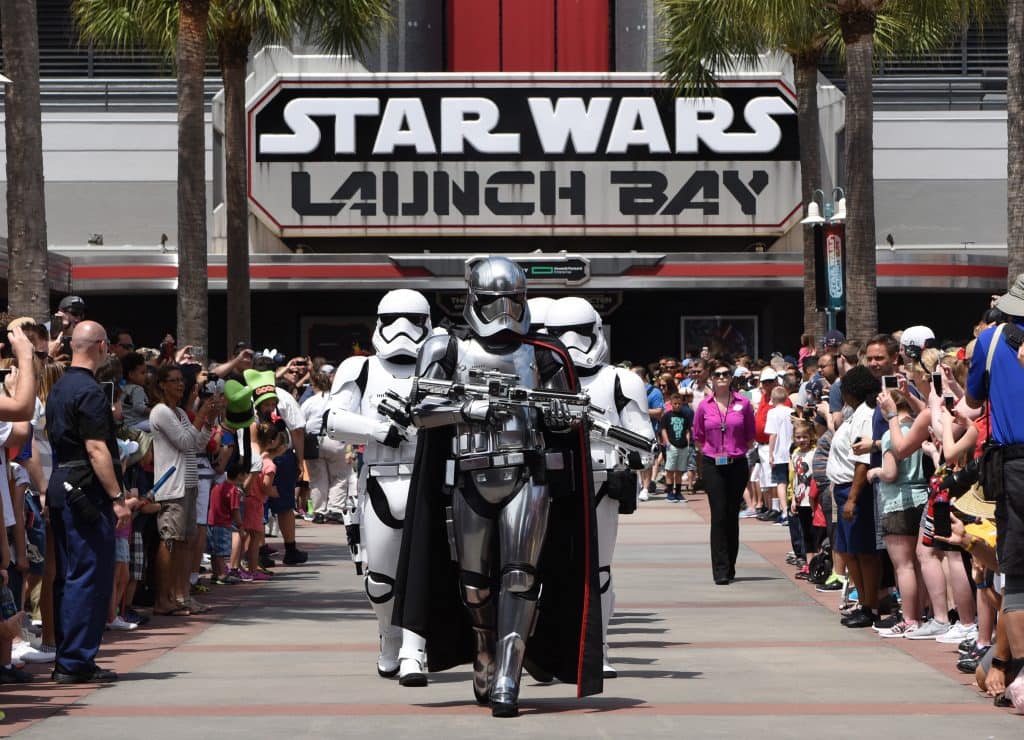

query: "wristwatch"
left=111, top=491, right=126, bottom=504
left=884, top=411, right=898, bottom=421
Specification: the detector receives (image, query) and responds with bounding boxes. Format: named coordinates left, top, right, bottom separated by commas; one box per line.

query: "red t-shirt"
left=755, top=397, right=793, bottom=444
left=208, top=480, right=241, bottom=527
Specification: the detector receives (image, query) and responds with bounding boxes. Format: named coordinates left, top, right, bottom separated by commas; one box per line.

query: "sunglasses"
left=712, top=371, right=731, bottom=379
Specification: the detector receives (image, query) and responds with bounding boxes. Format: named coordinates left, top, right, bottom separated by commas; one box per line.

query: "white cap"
left=733, top=366, right=750, bottom=378
left=759, top=367, right=779, bottom=382
left=320, top=364, right=336, bottom=375
left=901, top=325, right=935, bottom=349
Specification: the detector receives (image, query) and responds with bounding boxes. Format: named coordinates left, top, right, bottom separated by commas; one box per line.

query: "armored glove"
left=542, top=399, right=573, bottom=431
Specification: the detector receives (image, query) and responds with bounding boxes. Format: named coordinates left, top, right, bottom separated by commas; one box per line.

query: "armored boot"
left=366, top=570, right=401, bottom=677
left=490, top=572, right=540, bottom=718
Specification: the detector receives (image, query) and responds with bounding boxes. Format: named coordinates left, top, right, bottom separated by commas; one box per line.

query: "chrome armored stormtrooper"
left=546, top=297, right=655, bottom=679
left=405, top=257, right=584, bottom=717
left=325, top=289, right=433, bottom=686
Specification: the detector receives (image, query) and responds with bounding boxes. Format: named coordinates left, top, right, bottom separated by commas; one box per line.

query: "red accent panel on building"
left=501, top=0, right=555, bottom=71
left=448, top=0, right=501, bottom=71
left=556, top=0, right=610, bottom=71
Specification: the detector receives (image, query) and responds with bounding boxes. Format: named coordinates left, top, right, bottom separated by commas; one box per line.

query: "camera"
left=940, top=456, right=982, bottom=498
left=199, top=374, right=225, bottom=400
left=882, top=375, right=899, bottom=390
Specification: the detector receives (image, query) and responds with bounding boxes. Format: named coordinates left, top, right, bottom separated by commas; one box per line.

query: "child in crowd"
left=791, top=421, right=826, bottom=579
left=765, top=386, right=794, bottom=523
left=242, top=423, right=288, bottom=581
left=108, top=486, right=138, bottom=632
left=660, top=392, right=693, bottom=503
left=121, top=352, right=151, bottom=431
left=209, top=461, right=244, bottom=585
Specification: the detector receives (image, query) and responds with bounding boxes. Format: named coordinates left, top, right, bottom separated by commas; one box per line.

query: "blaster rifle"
left=410, top=369, right=596, bottom=419
left=588, top=415, right=658, bottom=456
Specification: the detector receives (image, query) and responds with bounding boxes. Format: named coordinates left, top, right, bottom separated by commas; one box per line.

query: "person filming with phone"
left=966, top=273, right=1024, bottom=701
left=44, top=320, right=131, bottom=684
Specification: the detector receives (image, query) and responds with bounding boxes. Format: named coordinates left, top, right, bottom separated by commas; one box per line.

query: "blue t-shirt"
left=661, top=407, right=693, bottom=448
left=967, top=322, right=1024, bottom=444
left=646, top=384, right=664, bottom=433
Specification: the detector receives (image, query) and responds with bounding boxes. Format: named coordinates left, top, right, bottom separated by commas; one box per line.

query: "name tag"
left=715, top=456, right=729, bottom=466
left=733, top=404, right=743, bottom=412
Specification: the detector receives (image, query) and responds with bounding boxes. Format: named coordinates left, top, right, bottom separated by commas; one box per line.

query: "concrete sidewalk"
left=3, top=491, right=1021, bottom=738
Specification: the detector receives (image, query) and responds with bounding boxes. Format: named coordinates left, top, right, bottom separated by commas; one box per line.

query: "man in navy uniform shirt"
left=46, top=320, right=131, bottom=683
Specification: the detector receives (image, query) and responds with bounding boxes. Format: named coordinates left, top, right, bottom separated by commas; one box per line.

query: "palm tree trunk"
left=1009, top=0, right=1024, bottom=285
left=840, top=8, right=878, bottom=342
left=2, top=0, right=49, bottom=322
left=795, top=54, right=826, bottom=340
left=176, top=0, right=211, bottom=350
left=220, top=27, right=252, bottom=351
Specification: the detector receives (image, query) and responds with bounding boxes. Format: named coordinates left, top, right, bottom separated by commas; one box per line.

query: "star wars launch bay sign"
left=247, top=73, right=801, bottom=237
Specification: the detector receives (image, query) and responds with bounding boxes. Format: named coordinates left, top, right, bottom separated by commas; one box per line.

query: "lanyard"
left=713, top=398, right=730, bottom=455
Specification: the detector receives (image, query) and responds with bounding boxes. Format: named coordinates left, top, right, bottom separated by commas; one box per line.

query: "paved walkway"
left=2, top=491, right=1021, bottom=738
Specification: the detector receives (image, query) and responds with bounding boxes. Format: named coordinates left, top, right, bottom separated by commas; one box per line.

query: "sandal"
left=154, top=606, right=192, bottom=617
left=185, top=599, right=210, bottom=614
left=191, top=582, right=210, bottom=594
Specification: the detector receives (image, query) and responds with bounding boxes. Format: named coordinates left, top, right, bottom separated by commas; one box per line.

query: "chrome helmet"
left=372, top=289, right=432, bottom=361
left=464, top=257, right=530, bottom=337
left=546, top=296, right=608, bottom=369
left=527, top=297, right=556, bottom=332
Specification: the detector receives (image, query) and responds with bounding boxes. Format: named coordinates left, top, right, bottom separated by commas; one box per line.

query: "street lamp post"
left=801, top=188, right=847, bottom=333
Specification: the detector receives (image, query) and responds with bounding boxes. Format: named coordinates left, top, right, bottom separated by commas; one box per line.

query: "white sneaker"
left=904, top=619, right=950, bottom=640
left=12, top=640, right=55, bottom=664
left=638, top=491, right=649, bottom=502
left=936, top=622, right=978, bottom=644
left=739, top=509, right=758, bottom=518
left=106, top=615, right=138, bottom=631
left=879, top=620, right=920, bottom=638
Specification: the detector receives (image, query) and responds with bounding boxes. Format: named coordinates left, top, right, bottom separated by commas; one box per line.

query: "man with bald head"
left=46, top=320, right=131, bottom=684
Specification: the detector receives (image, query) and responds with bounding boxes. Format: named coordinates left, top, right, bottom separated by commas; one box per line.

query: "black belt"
left=57, top=460, right=90, bottom=470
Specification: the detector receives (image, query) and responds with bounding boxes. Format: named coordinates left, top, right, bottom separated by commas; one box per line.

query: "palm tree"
left=176, top=0, right=211, bottom=351
left=2, top=0, right=49, bottom=322
left=659, top=1, right=991, bottom=343
left=74, top=0, right=390, bottom=351
left=1009, top=0, right=1024, bottom=284
left=214, top=1, right=390, bottom=350
left=659, top=0, right=832, bottom=341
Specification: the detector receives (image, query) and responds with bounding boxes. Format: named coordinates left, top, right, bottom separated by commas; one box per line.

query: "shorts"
left=196, top=476, right=214, bottom=527
left=881, top=504, right=925, bottom=537
left=114, top=536, right=130, bottom=564
left=752, top=444, right=772, bottom=488
left=268, top=449, right=298, bottom=514
left=664, top=445, right=692, bottom=472
left=995, top=457, right=1024, bottom=577
left=158, top=487, right=198, bottom=542
left=770, top=463, right=789, bottom=486
left=832, top=482, right=877, bottom=554
left=207, top=525, right=233, bottom=558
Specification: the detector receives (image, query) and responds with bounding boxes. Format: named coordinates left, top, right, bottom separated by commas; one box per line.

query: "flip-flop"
left=154, top=607, right=191, bottom=617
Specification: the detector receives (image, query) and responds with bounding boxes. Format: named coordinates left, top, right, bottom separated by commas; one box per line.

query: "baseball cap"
left=759, top=367, right=779, bottom=382
left=733, top=366, right=750, bottom=378
left=58, top=295, right=86, bottom=315
left=320, top=364, right=336, bottom=375
left=821, top=329, right=845, bottom=348
left=900, top=325, right=935, bottom=350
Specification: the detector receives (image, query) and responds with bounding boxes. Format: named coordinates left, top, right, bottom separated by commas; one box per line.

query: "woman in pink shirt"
left=693, top=362, right=757, bottom=584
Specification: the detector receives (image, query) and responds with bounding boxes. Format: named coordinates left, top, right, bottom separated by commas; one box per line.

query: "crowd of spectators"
left=632, top=283, right=1024, bottom=714
left=0, top=296, right=354, bottom=697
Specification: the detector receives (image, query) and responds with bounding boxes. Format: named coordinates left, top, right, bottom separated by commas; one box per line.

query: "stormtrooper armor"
left=526, top=296, right=555, bottom=332
left=407, top=257, right=580, bottom=717
left=546, top=296, right=654, bottom=679
left=326, top=289, right=433, bottom=686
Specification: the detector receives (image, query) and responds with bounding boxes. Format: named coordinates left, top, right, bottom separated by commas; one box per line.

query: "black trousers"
left=702, top=455, right=749, bottom=582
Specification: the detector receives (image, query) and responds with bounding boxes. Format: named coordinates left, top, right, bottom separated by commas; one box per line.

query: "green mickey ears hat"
left=223, top=379, right=256, bottom=431
left=244, top=369, right=279, bottom=409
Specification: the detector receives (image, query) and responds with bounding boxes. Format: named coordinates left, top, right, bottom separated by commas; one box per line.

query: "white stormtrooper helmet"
left=464, top=256, right=530, bottom=337
left=527, top=297, right=556, bottom=332
left=546, top=296, right=608, bottom=369
left=372, top=289, right=432, bottom=361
